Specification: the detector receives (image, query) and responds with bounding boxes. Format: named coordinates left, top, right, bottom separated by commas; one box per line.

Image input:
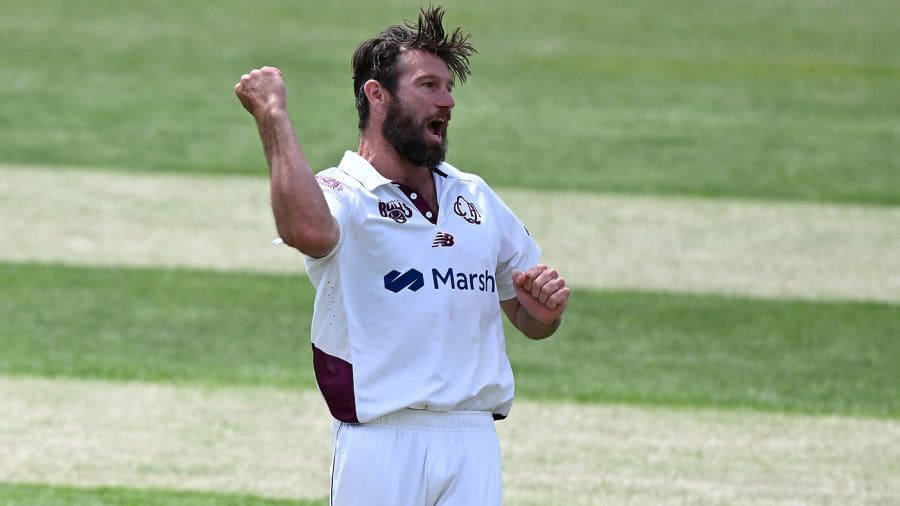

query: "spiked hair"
left=351, top=6, right=476, bottom=130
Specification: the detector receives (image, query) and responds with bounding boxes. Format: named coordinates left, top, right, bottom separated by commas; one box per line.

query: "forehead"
left=397, top=49, right=453, bottom=82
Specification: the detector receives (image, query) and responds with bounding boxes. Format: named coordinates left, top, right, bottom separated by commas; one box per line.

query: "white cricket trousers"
left=330, top=409, right=502, bottom=506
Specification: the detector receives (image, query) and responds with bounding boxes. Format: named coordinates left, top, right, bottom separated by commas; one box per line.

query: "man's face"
left=381, top=50, right=455, bottom=170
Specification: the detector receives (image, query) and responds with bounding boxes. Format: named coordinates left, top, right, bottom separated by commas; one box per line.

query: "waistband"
left=362, top=409, right=495, bottom=430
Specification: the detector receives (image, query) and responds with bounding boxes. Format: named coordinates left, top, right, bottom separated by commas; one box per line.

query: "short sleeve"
left=494, top=197, right=542, bottom=301
left=305, top=173, right=352, bottom=264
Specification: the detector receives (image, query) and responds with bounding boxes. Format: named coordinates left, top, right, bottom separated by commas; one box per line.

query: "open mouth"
left=426, top=118, right=447, bottom=142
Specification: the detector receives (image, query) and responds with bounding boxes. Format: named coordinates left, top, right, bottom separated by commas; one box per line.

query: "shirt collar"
left=337, top=151, right=390, bottom=191
left=337, top=150, right=463, bottom=191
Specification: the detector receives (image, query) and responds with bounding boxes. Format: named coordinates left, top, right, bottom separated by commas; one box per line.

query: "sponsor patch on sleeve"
left=316, top=175, right=344, bottom=192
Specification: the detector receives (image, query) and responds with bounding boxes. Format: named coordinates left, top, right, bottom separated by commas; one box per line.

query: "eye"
left=422, top=81, right=435, bottom=89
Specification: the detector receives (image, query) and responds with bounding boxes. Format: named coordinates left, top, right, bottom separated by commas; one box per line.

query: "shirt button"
left=410, top=193, right=418, bottom=199
left=425, top=211, right=433, bottom=219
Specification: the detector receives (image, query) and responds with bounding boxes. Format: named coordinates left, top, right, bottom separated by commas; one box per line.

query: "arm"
left=500, top=264, right=570, bottom=340
left=235, top=67, right=339, bottom=258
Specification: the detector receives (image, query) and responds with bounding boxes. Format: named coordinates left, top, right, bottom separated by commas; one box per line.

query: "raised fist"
left=234, top=66, right=287, bottom=118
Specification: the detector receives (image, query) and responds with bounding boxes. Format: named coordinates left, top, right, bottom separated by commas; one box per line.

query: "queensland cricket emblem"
left=453, top=196, right=482, bottom=225
left=379, top=200, right=414, bottom=223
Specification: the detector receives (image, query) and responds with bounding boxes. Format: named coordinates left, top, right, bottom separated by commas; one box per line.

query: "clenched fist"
left=512, top=264, right=569, bottom=325
left=235, top=66, right=287, bottom=118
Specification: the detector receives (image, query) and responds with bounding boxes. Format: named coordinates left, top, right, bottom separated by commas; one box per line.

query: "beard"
left=381, top=97, right=447, bottom=170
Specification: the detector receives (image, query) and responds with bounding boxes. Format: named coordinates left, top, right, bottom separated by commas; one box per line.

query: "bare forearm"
left=256, top=107, right=337, bottom=257
left=514, top=304, right=561, bottom=340
left=236, top=67, right=338, bottom=258
left=501, top=297, right=562, bottom=340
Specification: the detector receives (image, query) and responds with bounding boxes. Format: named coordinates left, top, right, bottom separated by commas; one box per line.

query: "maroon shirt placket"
left=393, top=182, right=438, bottom=225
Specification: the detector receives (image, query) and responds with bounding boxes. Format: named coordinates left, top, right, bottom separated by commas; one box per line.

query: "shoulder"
left=439, top=161, right=487, bottom=187
left=314, top=160, right=364, bottom=199
left=314, top=167, right=347, bottom=192
left=313, top=165, right=363, bottom=224
left=441, top=161, right=509, bottom=208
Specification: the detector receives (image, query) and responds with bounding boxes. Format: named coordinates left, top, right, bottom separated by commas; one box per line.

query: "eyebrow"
left=414, top=73, right=455, bottom=88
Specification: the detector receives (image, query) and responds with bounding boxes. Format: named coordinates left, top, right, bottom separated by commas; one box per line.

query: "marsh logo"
left=379, top=200, right=413, bottom=223
left=383, top=267, right=495, bottom=293
left=383, top=269, right=425, bottom=293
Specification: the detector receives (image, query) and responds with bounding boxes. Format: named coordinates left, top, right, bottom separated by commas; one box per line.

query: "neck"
left=358, top=132, right=434, bottom=190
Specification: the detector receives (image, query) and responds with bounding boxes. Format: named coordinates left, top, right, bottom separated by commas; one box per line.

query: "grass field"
left=3, top=377, right=897, bottom=505
left=1, top=263, right=897, bottom=417
left=0, top=483, right=315, bottom=506
left=1, top=0, right=898, bottom=504
left=2, top=0, right=898, bottom=203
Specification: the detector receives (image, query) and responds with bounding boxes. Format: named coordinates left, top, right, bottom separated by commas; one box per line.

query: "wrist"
left=255, top=103, right=289, bottom=125
left=519, top=308, right=561, bottom=339
left=541, top=316, right=561, bottom=329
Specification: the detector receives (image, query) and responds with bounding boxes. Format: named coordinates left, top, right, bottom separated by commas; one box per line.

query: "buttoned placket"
left=391, top=171, right=451, bottom=225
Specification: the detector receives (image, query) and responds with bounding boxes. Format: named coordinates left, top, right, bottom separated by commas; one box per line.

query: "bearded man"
left=235, top=6, right=569, bottom=505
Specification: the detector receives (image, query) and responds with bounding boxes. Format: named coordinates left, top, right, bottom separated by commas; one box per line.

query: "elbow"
left=278, top=222, right=338, bottom=258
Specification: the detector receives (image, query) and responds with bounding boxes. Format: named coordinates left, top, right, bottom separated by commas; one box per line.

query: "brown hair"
left=351, top=6, right=476, bottom=130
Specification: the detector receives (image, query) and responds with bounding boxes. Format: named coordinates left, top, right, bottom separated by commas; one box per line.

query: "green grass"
left=0, top=263, right=314, bottom=388
left=0, top=483, right=324, bottom=506
left=1, top=0, right=898, bottom=204
left=2, top=262, right=896, bottom=418
left=510, top=289, right=899, bottom=417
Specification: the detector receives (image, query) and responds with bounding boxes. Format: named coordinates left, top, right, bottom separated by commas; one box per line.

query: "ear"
left=363, top=79, right=390, bottom=114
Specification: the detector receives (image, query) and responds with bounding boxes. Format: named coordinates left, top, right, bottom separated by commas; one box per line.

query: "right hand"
left=235, top=66, right=287, bottom=118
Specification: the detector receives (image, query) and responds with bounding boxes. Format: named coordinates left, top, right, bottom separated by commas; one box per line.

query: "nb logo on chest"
left=432, top=232, right=455, bottom=247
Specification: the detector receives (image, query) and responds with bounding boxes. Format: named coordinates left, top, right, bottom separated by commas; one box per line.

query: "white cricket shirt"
left=304, top=151, right=541, bottom=423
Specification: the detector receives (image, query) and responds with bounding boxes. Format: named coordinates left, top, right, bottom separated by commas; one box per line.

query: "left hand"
left=512, top=264, right=570, bottom=325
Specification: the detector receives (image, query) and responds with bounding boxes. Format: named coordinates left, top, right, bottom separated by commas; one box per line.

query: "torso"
left=304, top=151, right=542, bottom=424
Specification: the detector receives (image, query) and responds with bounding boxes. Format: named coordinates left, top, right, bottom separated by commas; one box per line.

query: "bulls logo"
left=453, top=196, right=482, bottom=225
left=379, top=200, right=414, bottom=223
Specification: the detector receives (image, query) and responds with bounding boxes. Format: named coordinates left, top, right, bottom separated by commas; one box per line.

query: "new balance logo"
left=383, top=269, right=425, bottom=293
left=432, top=232, right=455, bottom=247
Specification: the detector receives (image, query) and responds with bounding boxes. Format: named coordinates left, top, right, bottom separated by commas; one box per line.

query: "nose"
left=438, top=88, right=455, bottom=110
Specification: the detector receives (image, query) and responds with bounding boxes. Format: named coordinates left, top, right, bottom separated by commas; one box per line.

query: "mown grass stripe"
left=0, top=378, right=330, bottom=501
left=2, top=166, right=898, bottom=302
left=504, top=189, right=900, bottom=303
left=1, top=376, right=897, bottom=505
left=0, top=482, right=323, bottom=506
left=2, top=262, right=896, bottom=417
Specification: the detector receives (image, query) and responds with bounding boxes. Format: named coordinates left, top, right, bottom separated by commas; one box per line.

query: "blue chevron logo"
left=383, top=269, right=425, bottom=293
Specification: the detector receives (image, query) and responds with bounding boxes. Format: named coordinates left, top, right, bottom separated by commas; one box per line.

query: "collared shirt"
left=305, top=151, right=541, bottom=423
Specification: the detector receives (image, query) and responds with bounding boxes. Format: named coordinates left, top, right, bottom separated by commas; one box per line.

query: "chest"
left=356, top=183, right=499, bottom=269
